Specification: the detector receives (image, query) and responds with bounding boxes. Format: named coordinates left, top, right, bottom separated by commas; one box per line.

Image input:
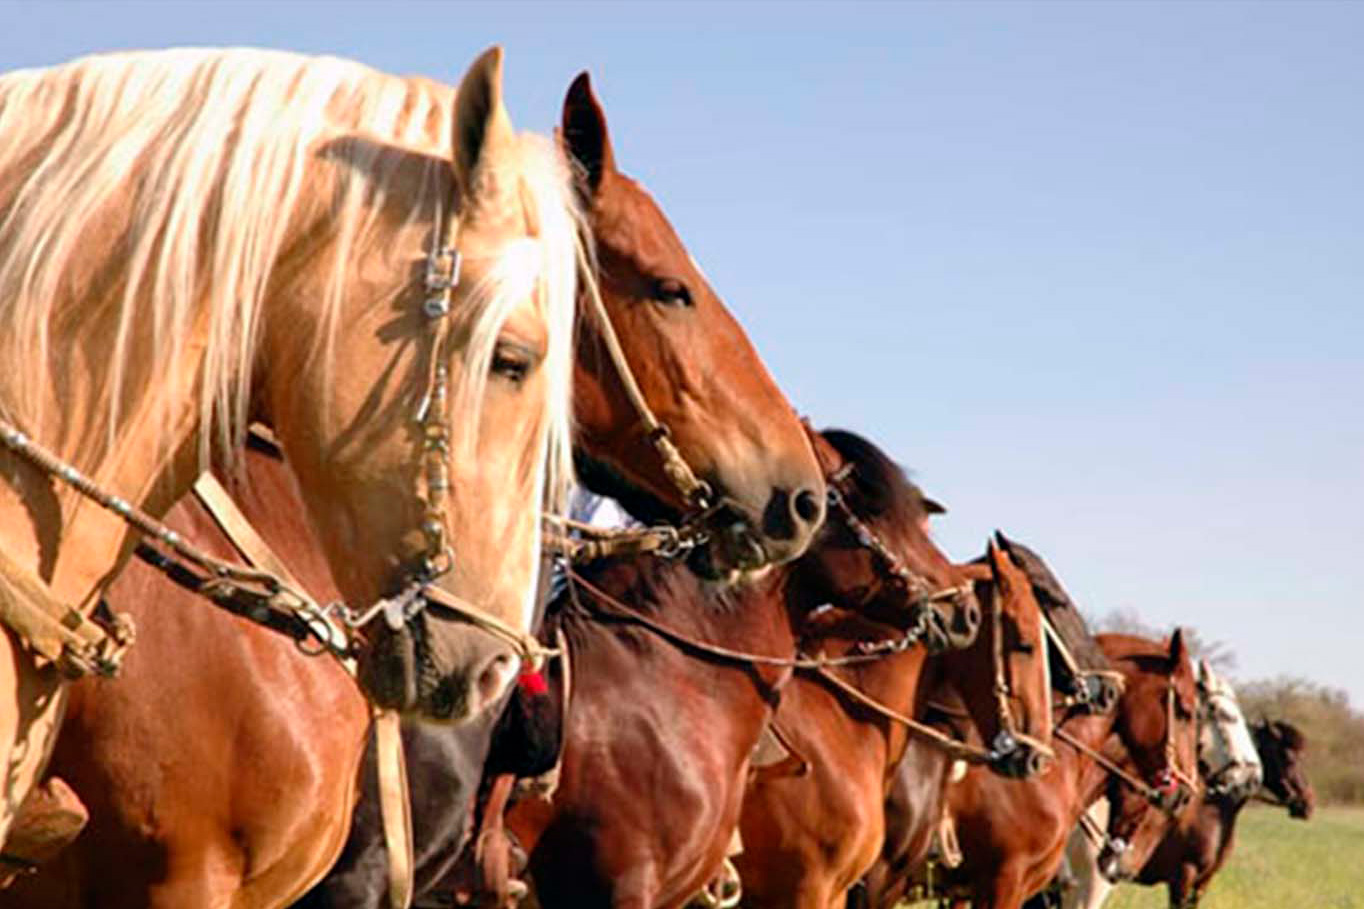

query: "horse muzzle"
left=920, top=586, right=980, bottom=653
left=1097, top=838, right=1132, bottom=883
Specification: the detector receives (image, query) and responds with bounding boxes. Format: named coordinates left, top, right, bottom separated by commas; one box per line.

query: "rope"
left=563, top=567, right=933, bottom=671
left=1054, top=724, right=1161, bottom=804
left=807, top=664, right=995, bottom=764
left=581, top=281, right=712, bottom=510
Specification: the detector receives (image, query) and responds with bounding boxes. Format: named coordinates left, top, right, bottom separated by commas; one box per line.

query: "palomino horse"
left=870, top=632, right=1200, bottom=909
left=734, top=537, right=1054, bottom=909
left=0, top=70, right=828, bottom=907
left=0, top=45, right=586, bottom=839
left=1050, top=660, right=1269, bottom=909
left=498, top=429, right=976, bottom=909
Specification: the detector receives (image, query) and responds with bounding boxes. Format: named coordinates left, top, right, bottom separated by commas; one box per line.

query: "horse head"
left=1253, top=718, right=1315, bottom=819
left=561, top=74, right=826, bottom=581
left=1093, top=630, right=1202, bottom=880
left=261, top=48, right=581, bottom=722
left=790, top=428, right=978, bottom=648
left=1196, top=659, right=1262, bottom=801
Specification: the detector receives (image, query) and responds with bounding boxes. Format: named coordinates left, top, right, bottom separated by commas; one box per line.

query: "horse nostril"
left=793, top=488, right=822, bottom=524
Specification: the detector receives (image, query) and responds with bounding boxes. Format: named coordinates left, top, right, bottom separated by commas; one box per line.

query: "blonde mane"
left=0, top=47, right=579, bottom=516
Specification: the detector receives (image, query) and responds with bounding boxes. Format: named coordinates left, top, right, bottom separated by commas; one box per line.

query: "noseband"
left=1054, top=678, right=1201, bottom=814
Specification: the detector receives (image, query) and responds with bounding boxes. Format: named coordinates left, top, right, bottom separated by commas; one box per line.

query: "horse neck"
left=564, top=557, right=795, bottom=675
left=1059, top=708, right=1124, bottom=808
left=785, top=606, right=929, bottom=775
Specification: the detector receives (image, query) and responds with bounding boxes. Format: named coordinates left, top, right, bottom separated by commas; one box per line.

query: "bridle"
left=1054, top=676, right=1201, bottom=814
left=0, top=188, right=558, bottom=676
left=541, top=274, right=723, bottom=565
left=823, top=462, right=974, bottom=655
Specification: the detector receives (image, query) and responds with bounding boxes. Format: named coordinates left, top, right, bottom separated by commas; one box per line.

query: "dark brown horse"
left=0, top=74, right=824, bottom=909
left=501, top=429, right=976, bottom=909
left=866, top=632, right=1200, bottom=909
left=734, top=539, right=1054, bottom=909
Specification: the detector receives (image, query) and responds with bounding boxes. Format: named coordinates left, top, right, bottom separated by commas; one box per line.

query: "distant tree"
left=1086, top=608, right=1238, bottom=674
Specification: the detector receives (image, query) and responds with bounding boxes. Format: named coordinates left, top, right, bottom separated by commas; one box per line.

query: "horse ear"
left=451, top=46, right=517, bottom=202
left=1197, top=658, right=1211, bottom=685
left=562, top=71, right=616, bottom=197
left=986, top=536, right=1014, bottom=587
left=1169, top=627, right=1191, bottom=668
left=922, top=495, right=947, bottom=516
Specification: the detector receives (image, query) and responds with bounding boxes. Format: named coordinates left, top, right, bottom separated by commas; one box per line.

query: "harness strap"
left=1075, top=805, right=1109, bottom=850
left=1054, top=725, right=1163, bottom=805
left=808, top=664, right=995, bottom=765
left=564, top=567, right=935, bottom=671
left=0, top=544, right=132, bottom=677
left=374, top=708, right=414, bottom=909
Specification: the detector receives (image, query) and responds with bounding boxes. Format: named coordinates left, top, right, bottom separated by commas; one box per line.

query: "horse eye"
left=490, top=343, right=533, bottom=384
left=651, top=278, right=693, bottom=308
left=1015, top=641, right=1035, bottom=655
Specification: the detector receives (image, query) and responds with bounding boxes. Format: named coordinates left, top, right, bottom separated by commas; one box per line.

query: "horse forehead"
left=595, top=175, right=695, bottom=275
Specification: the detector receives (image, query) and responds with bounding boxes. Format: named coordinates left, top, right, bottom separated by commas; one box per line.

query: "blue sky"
left=4, top=1, right=1360, bottom=704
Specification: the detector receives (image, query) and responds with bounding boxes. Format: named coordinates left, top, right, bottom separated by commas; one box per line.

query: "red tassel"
left=517, top=669, right=548, bottom=697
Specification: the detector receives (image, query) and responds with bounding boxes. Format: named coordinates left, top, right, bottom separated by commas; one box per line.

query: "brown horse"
left=1072, top=718, right=1314, bottom=909
left=504, top=429, right=976, bottom=909
left=734, top=538, right=1053, bottom=909
left=0, top=72, right=825, bottom=909
left=870, top=632, right=1200, bottom=909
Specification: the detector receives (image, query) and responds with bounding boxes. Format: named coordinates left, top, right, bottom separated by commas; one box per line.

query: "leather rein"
left=559, top=465, right=1047, bottom=767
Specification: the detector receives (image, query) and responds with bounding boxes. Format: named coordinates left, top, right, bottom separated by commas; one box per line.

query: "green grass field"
left=902, top=806, right=1364, bottom=907
left=1100, top=806, right=1364, bottom=909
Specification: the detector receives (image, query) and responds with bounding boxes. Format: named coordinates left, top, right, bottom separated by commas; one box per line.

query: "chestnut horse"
left=734, top=538, right=1054, bottom=909
left=499, top=429, right=976, bottom=909
left=1051, top=660, right=1262, bottom=908
left=0, top=71, right=826, bottom=909
left=0, top=45, right=589, bottom=844
left=870, top=632, right=1200, bottom=909
left=1053, top=716, right=1313, bottom=909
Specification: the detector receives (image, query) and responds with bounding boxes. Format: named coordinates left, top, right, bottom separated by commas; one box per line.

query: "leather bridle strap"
left=374, top=708, right=415, bottom=909
left=563, top=567, right=939, bottom=671
left=580, top=280, right=712, bottom=511
left=807, top=664, right=994, bottom=764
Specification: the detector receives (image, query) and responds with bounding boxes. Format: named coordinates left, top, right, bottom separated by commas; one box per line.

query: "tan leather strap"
left=0, top=546, right=132, bottom=676
left=374, top=708, right=414, bottom=909
left=192, top=474, right=305, bottom=589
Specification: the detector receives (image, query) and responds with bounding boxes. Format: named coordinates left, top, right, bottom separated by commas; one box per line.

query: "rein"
left=1054, top=685, right=1200, bottom=812
left=561, top=566, right=998, bottom=766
